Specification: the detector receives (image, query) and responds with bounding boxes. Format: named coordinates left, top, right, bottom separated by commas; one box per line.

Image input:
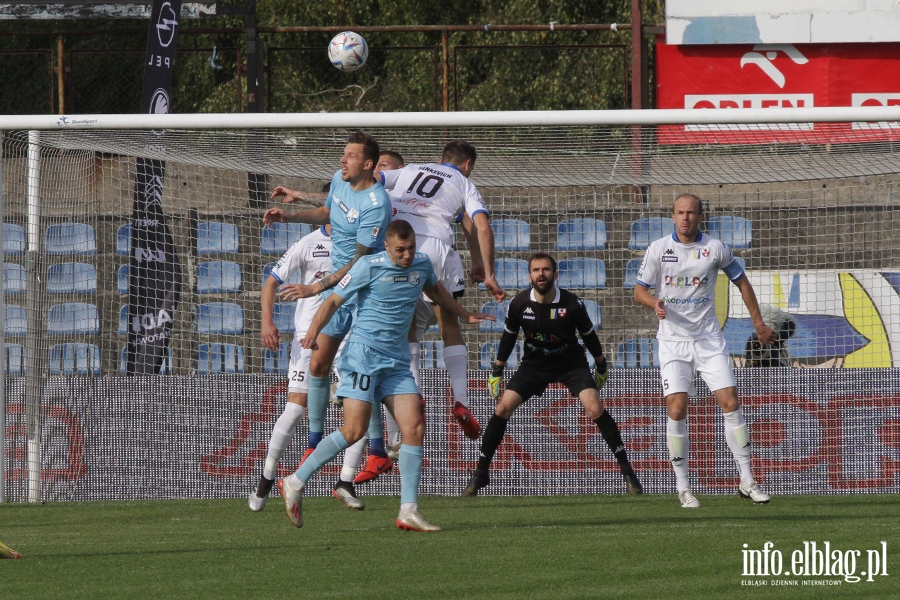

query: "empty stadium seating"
left=262, top=262, right=303, bottom=286
left=582, top=299, right=602, bottom=330
left=44, top=223, right=96, bottom=255
left=48, top=302, right=100, bottom=335
left=273, top=302, right=296, bottom=334
left=47, top=262, right=97, bottom=294
left=197, top=343, right=245, bottom=374
left=614, top=338, right=660, bottom=369
left=623, top=258, right=642, bottom=289
left=484, top=258, right=529, bottom=290
left=49, top=343, right=100, bottom=376
left=196, top=221, right=239, bottom=255
left=196, top=302, right=244, bottom=335
left=420, top=340, right=445, bottom=369
left=707, top=216, right=752, bottom=249
left=263, top=342, right=291, bottom=374
left=117, top=264, right=129, bottom=294
left=119, top=346, right=173, bottom=374
left=478, top=300, right=510, bottom=333
left=260, top=222, right=313, bottom=255
left=3, top=305, right=26, bottom=337
left=118, top=305, right=129, bottom=335
left=5, top=344, right=25, bottom=376
left=116, top=223, right=131, bottom=255
left=558, top=258, right=606, bottom=289
left=479, top=340, right=523, bottom=370
left=555, top=218, right=607, bottom=251
left=3, top=223, right=25, bottom=256
left=492, top=219, right=531, bottom=251
left=628, top=217, right=671, bottom=250
left=196, top=260, right=242, bottom=294
left=4, top=263, right=25, bottom=295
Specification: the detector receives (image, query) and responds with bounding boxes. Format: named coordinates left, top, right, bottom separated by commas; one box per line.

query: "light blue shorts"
left=321, top=302, right=354, bottom=340
left=335, top=342, right=418, bottom=403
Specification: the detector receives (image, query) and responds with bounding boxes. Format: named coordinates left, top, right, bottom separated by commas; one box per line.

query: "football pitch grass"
left=0, top=493, right=896, bottom=599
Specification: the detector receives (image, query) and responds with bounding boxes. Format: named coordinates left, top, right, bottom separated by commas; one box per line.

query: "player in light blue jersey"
left=262, top=132, right=391, bottom=505
left=277, top=219, right=494, bottom=532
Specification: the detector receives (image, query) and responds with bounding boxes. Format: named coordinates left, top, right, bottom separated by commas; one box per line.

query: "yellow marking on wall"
left=772, top=273, right=786, bottom=309
left=840, top=273, right=891, bottom=368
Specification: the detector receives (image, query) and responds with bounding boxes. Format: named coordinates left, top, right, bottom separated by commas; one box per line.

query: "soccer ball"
left=328, top=31, right=368, bottom=72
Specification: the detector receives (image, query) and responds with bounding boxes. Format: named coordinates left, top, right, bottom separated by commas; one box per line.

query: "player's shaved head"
left=674, top=193, right=703, bottom=213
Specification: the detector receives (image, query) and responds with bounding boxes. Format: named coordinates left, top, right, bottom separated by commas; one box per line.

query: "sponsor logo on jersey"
left=313, top=251, right=329, bottom=257
left=371, top=226, right=380, bottom=238
left=314, top=270, right=325, bottom=279
left=393, top=276, right=409, bottom=282
left=662, top=295, right=711, bottom=305
left=662, top=248, right=678, bottom=263
left=369, top=191, right=380, bottom=205
left=524, top=307, right=534, bottom=315
left=410, top=271, right=420, bottom=285
left=315, top=244, right=326, bottom=250
left=664, top=275, right=710, bottom=288
left=338, top=273, right=352, bottom=288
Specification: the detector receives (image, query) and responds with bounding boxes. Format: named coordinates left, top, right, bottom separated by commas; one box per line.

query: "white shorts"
left=287, top=334, right=345, bottom=393
left=412, top=236, right=466, bottom=340
left=658, top=335, right=736, bottom=397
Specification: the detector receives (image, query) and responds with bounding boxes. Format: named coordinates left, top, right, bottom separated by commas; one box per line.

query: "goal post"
left=3, top=107, right=900, bottom=501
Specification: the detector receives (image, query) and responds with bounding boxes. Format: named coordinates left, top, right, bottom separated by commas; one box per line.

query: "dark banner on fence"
left=2, top=370, right=899, bottom=502
left=126, top=0, right=183, bottom=374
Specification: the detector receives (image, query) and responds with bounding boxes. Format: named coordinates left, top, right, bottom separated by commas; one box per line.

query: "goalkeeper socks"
left=341, top=433, right=369, bottom=482
left=723, top=408, right=753, bottom=485
left=476, top=414, right=509, bottom=473
left=409, top=342, right=421, bottom=390
left=264, top=402, right=305, bottom=479
left=306, top=375, right=330, bottom=448
left=399, top=444, right=424, bottom=505
left=368, top=403, right=388, bottom=458
left=594, top=410, right=633, bottom=475
left=293, top=430, right=349, bottom=486
left=443, top=345, right=470, bottom=408
left=667, top=417, right=690, bottom=492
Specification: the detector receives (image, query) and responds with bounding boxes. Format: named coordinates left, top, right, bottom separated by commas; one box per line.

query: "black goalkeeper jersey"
left=501, top=286, right=596, bottom=365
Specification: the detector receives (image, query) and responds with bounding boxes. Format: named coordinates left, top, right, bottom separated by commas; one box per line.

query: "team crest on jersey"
left=371, top=226, right=380, bottom=238
left=702, top=248, right=710, bottom=257
left=347, top=207, right=360, bottom=223
left=338, top=273, right=352, bottom=288
left=410, top=271, right=420, bottom=285
left=662, top=248, right=678, bottom=263
left=551, top=308, right=566, bottom=319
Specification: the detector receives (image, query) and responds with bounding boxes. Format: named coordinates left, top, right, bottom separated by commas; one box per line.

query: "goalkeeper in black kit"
left=463, top=252, right=643, bottom=496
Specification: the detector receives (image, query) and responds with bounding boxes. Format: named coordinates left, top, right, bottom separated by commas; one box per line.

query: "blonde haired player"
left=633, top=194, right=776, bottom=508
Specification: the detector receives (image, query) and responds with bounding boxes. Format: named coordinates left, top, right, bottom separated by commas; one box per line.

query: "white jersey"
left=635, top=231, right=744, bottom=342
left=380, top=162, right=488, bottom=247
left=269, top=226, right=333, bottom=335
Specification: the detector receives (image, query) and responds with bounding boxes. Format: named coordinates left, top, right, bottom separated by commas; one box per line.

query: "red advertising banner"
left=656, top=38, right=900, bottom=144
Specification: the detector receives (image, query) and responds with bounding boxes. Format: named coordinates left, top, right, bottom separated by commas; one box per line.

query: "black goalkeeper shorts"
left=505, top=359, right=596, bottom=402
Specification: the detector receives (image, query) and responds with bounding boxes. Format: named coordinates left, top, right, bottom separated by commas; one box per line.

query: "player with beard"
left=463, top=252, right=642, bottom=496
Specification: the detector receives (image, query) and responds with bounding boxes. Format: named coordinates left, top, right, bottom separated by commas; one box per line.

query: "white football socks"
left=443, top=344, right=469, bottom=408
left=667, top=417, right=690, bottom=493
left=340, top=433, right=370, bottom=482
left=723, top=408, right=753, bottom=485
left=263, top=402, right=305, bottom=480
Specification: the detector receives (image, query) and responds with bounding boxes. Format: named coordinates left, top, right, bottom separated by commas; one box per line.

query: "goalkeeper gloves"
left=488, top=363, right=505, bottom=400
left=594, top=355, right=608, bottom=390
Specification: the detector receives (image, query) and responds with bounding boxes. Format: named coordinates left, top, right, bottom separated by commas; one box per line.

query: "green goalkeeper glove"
left=594, top=356, right=608, bottom=390
left=488, top=363, right=505, bottom=400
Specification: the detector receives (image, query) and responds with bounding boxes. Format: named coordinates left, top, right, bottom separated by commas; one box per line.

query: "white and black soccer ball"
left=328, top=31, right=368, bottom=72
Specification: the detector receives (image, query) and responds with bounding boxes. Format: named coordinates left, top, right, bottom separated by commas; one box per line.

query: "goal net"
left=2, top=108, right=900, bottom=502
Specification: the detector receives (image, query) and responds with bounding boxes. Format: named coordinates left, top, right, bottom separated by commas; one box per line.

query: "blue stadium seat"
left=623, top=258, right=642, bottom=289
left=47, top=262, right=97, bottom=294
left=558, top=258, right=606, bottom=289
left=118, top=305, right=128, bottom=335
left=196, top=302, right=243, bottom=335
left=5, top=343, right=25, bottom=376
left=481, top=258, right=529, bottom=290
left=492, top=219, right=531, bottom=251
left=261, top=262, right=303, bottom=287
left=273, top=302, right=296, bottom=334
left=4, top=263, right=25, bottom=295
left=478, top=300, right=510, bottom=333
left=479, top=340, right=523, bottom=370
left=555, top=218, right=607, bottom=251
left=260, top=222, right=313, bottom=255
left=119, top=346, right=172, bottom=374
left=197, top=343, right=245, bottom=374
left=196, top=261, right=242, bottom=294
left=116, top=223, right=131, bottom=255
left=420, top=341, right=445, bottom=369
left=614, top=338, right=660, bottom=369
left=707, top=216, right=752, bottom=249
left=117, top=264, right=129, bottom=294
left=49, top=343, right=100, bottom=376
left=3, top=223, right=25, bottom=256
left=582, top=299, right=602, bottom=330
left=44, top=223, right=96, bottom=255
left=48, top=302, right=100, bottom=335
left=628, top=217, right=671, bottom=250
left=197, top=221, right=239, bottom=255
left=4, top=305, right=26, bottom=337
left=263, top=342, right=291, bottom=374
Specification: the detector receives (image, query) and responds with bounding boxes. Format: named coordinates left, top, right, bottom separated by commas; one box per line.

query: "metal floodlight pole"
left=25, top=131, right=42, bottom=504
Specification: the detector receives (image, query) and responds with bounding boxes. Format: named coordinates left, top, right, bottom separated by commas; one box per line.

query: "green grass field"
left=0, top=494, right=897, bottom=599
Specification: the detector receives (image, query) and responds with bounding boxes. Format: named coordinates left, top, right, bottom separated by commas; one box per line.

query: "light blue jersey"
left=333, top=251, right=438, bottom=363
left=325, top=170, right=392, bottom=269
